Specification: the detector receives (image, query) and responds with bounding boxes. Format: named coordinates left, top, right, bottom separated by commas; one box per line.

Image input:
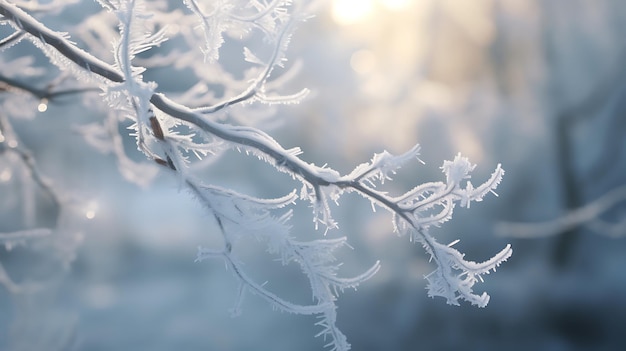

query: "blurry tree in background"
left=1, top=1, right=625, bottom=351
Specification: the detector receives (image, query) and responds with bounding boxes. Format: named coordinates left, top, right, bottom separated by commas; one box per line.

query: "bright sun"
left=331, top=0, right=374, bottom=25
left=331, top=0, right=412, bottom=25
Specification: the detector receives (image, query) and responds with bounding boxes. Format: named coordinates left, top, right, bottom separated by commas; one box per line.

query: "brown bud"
left=149, top=116, right=164, bottom=140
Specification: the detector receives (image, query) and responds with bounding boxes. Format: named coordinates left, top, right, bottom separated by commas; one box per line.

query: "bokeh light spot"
left=0, top=169, right=12, bottom=182
left=38, top=100, right=48, bottom=112
left=350, top=49, right=377, bottom=75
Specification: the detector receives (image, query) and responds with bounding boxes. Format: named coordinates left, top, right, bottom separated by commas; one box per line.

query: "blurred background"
left=1, top=0, right=626, bottom=350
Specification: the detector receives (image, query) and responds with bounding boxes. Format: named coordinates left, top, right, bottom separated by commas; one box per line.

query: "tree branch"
left=0, top=0, right=124, bottom=82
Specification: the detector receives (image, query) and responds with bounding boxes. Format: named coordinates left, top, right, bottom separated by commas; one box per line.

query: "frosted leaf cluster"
left=0, top=0, right=511, bottom=350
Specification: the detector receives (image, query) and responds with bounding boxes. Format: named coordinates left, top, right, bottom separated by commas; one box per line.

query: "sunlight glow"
left=332, top=0, right=413, bottom=25
left=379, top=0, right=411, bottom=11
left=332, top=0, right=375, bottom=25
left=85, top=210, right=96, bottom=220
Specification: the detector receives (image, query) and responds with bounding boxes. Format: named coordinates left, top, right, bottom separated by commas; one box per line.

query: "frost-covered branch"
left=0, top=74, right=99, bottom=101
left=183, top=0, right=294, bottom=62
left=0, top=113, right=61, bottom=209
left=0, top=0, right=510, bottom=349
left=192, top=18, right=309, bottom=114
left=496, top=185, right=626, bottom=238
left=189, top=175, right=379, bottom=351
left=0, top=228, right=52, bottom=251
left=197, top=246, right=332, bottom=316
left=0, top=113, right=81, bottom=299
left=0, top=1, right=123, bottom=82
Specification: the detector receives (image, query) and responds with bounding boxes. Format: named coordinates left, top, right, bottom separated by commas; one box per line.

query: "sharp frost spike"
left=441, top=153, right=476, bottom=185
left=243, top=46, right=264, bottom=65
